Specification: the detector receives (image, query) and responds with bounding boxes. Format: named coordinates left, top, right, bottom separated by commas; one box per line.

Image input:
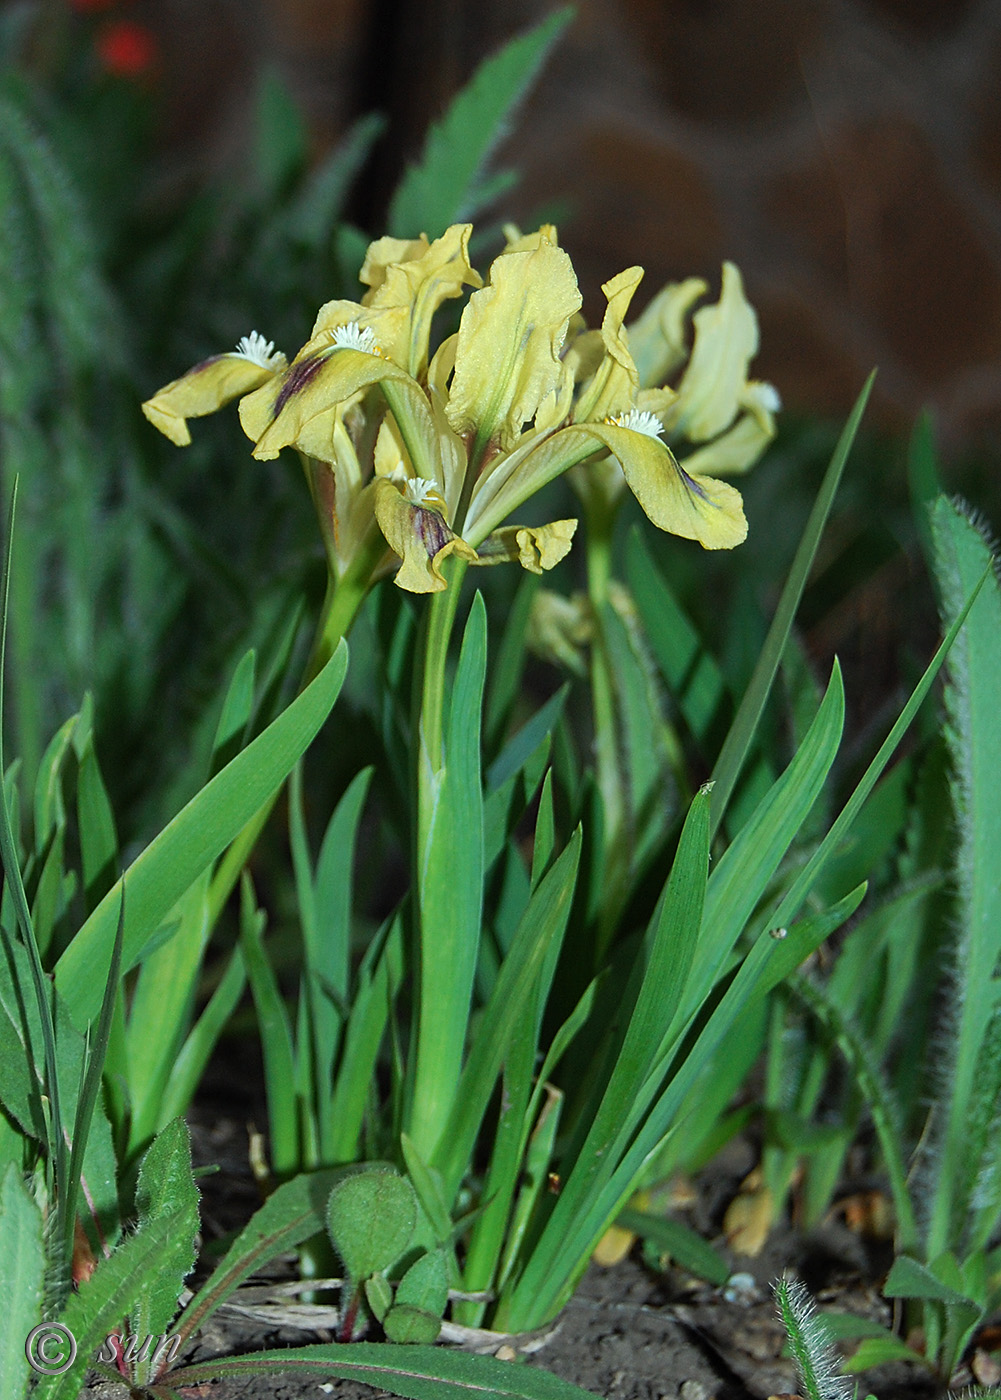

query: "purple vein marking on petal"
left=190, top=354, right=224, bottom=373
left=273, top=353, right=327, bottom=418
left=677, top=463, right=714, bottom=506
left=415, top=508, right=450, bottom=559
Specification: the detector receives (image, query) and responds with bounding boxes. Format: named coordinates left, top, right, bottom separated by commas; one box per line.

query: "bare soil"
left=82, top=1080, right=953, bottom=1400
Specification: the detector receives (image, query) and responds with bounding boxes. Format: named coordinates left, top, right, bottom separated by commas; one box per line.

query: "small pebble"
left=973, top=1349, right=1001, bottom=1387
left=722, top=1271, right=759, bottom=1303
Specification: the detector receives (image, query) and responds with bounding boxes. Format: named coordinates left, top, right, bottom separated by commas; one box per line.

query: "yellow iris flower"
left=141, top=224, right=778, bottom=592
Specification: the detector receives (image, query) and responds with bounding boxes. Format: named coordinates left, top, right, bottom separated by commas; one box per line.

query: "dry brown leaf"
left=723, top=1184, right=774, bottom=1256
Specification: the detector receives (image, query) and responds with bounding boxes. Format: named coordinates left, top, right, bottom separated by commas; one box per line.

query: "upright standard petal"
left=446, top=240, right=582, bottom=452
left=142, top=333, right=286, bottom=446
left=681, top=380, right=781, bottom=478
left=573, top=266, right=643, bottom=424
left=627, top=277, right=707, bottom=389
left=666, top=262, right=758, bottom=443
left=501, top=222, right=561, bottom=254
left=364, top=224, right=482, bottom=379
left=360, top=235, right=431, bottom=297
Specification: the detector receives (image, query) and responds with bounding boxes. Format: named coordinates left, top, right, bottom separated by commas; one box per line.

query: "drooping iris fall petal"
left=141, top=333, right=285, bottom=446
left=374, top=477, right=477, bottom=593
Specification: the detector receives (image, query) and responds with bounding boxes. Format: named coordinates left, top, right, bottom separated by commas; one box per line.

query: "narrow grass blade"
left=33, top=713, right=77, bottom=851
left=434, top=828, right=581, bottom=1198
left=55, top=641, right=348, bottom=1028
left=906, top=413, right=941, bottom=566
left=496, top=1085, right=563, bottom=1297
left=709, top=373, right=875, bottom=838
left=326, top=911, right=405, bottom=1163
left=531, top=769, right=557, bottom=887
left=125, top=880, right=210, bottom=1151
left=311, top=766, right=373, bottom=1102
left=765, top=567, right=989, bottom=942
left=74, top=720, right=118, bottom=914
left=626, top=527, right=729, bottom=753
left=504, top=787, right=712, bottom=1322
left=239, top=874, right=300, bottom=1176
left=486, top=686, right=567, bottom=794
left=483, top=730, right=551, bottom=872
left=459, top=976, right=596, bottom=1325
left=0, top=481, right=66, bottom=1220
left=160, top=944, right=247, bottom=1126
left=62, top=889, right=125, bottom=1268
left=505, top=885, right=865, bottom=1330
left=618, top=1207, right=729, bottom=1286
left=485, top=572, right=539, bottom=748
left=791, top=974, right=918, bottom=1252
left=685, top=663, right=845, bottom=1030
left=208, top=648, right=256, bottom=778
left=456, top=1033, right=537, bottom=1326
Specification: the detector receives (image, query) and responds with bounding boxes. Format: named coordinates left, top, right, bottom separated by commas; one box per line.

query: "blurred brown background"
left=128, top=0, right=1001, bottom=450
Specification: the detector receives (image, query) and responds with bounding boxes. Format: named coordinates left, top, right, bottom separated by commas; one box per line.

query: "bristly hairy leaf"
left=128, top=1119, right=200, bottom=1385
left=924, top=496, right=1001, bottom=1259
left=166, top=1342, right=601, bottom=1400
left=774, top=1275, right=854, bottom=1400
left=174, top=1167, right=349, bottom=1349
left=388, top=8, right=573, bottom=238
left=0, top=1164, right=45, bottom=1400
left=32, top=1207, right=190, bottom=1400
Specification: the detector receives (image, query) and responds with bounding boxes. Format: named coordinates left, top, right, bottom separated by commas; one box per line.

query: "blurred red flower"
left=96, top=20, right=157, bottom=77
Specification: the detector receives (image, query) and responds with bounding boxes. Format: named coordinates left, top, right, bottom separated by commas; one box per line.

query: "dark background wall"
left=62, top=0, right=1001, bottom=451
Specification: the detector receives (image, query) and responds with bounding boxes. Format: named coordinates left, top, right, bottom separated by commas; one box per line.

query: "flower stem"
left=584, top=490, right=630, bottom=954
left=407, top=555, right=471, bottom=1159
left=207, top=527, right=384, bottom=928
